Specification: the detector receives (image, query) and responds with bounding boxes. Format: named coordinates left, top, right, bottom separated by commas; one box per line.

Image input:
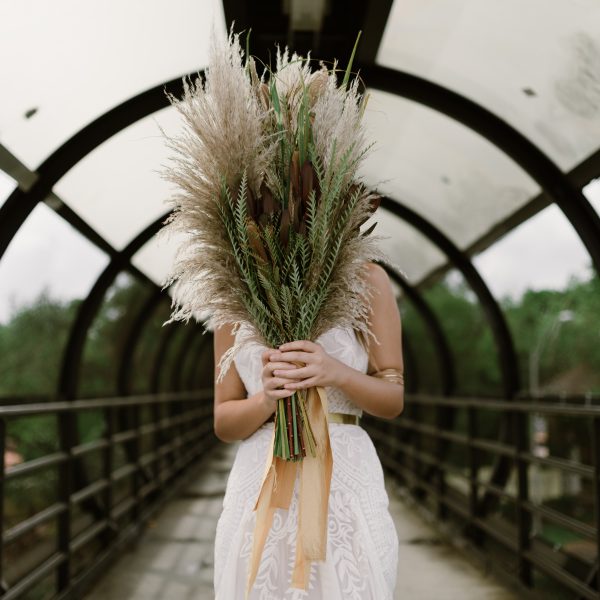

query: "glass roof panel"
left=377, top=0, right=600, bottom=172
left=0, top=0, right=225, bottom=170
left=54, top=106, right=181, bottom=250
left=0, top=202, right=108, bottom=324
left=361, top=89, right=539, bottom=249
left=583, top=178, right=600, bottom=216
left=131, top=229, right=189, bottom=289
left=365, top=208, right=447, bottom=284
left=473, top=203, right=593, bottom=303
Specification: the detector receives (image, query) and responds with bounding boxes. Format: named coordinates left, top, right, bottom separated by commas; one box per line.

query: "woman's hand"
left=260, top=349, right=302, bottom=410
left=268, top=340, right=348, bottom=390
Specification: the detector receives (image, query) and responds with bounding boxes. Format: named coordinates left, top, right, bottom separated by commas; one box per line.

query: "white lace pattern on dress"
left=213, top=324, right=399, bottom=599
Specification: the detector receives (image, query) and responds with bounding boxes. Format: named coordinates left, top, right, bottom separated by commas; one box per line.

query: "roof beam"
left=381, top=196, right=519, bottom=520
left=360, top=63, right=600, bottom=278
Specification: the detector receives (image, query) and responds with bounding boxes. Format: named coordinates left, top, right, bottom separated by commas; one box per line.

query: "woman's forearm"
left=214, top=361, right=403, bottom=442
left=332, top=363, right=404, bottom=419
left=214, top=391, right=276, bottom=443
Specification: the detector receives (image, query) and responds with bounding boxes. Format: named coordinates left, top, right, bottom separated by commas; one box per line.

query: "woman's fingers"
left=269, top=388, right=295, bottom=398
left=261, top=348, right=277, bottom=366
left=268, top=361, right=299, bottom=373
left=269, top=350, right=315, bottom=364
left=284, top=376, right=319, bottom=390
left=262, top=362, right=300, bottom=382
left=278, top=340, right=319, bottom=352
left=265, top=376, right=298, bottom=390
left=274, top=365, right=312, bottom=379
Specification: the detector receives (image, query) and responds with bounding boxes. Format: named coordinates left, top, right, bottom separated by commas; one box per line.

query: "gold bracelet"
left=371, top=368, right=404, bottom=385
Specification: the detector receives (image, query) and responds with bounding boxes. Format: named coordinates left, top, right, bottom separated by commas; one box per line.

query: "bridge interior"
left=1, top=1, right=600, bottom=599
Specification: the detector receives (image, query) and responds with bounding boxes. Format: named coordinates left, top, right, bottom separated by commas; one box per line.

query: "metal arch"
left=381, top=262, right=456, bottom=396
left=380, top=197, right=518, bottom=517
left=398, top=331, right=418, bottom=394
left=381, top=198, right=519, bottom=397
left=58, top=212, right=170, bottom=399
left=360, top=63, right=600, bottom=277
left=193, top=333, right=215, bottom=390
left=117, top=287, right=168, bottom=395
left=171, top=324, right=202, bottom=392
left=150, top=322, right=182, bottom=394
left=54, top=213, right=173, bottom=521
left=2, top=64, right=598, bottom=299
left=0, top=74, right=193, bottom=264
left=178, top=332, right=201, bottom=390
left=380, top=261, right=457, bottom=508
left=185, top=333, right=212, bottom=390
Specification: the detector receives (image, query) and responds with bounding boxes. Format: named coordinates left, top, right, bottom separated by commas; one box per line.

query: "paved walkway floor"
left=85, top=442, right=521, bottom=600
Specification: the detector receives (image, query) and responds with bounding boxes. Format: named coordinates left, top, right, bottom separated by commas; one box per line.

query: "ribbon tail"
left=291, top=385, right=333, bottom=589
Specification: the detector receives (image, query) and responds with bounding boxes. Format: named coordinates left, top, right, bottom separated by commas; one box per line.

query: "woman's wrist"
left=330, top=359, right=352, bottom=389
left=257, top=390, right=276, bottom=418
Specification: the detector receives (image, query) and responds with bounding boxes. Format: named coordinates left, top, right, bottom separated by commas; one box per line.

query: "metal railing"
left=5, top=389, right=599, bottom=599
left=363, top=392, right=600, bottom=600
left=0, top=390, right=216, bottom=600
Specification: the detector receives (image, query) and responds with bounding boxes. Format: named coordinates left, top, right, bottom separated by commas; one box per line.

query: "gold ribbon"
left=245, top=386, right=332, bottom=598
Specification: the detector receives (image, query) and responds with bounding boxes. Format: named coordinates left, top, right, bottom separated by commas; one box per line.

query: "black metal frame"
left=364, top=392, right=600, bottom=598
left=381, top=262, right=455, bottom=396
left=380, top=197, right=520, bottom=523
left=117, top=287, right=167, bottom=396
left=360, top=63, right=600, bottom=276
left=0, top=390, right=216, bottom=600
left=381, top=198, right=519, bottom=397
left=1, top=9, right=599, bottom=599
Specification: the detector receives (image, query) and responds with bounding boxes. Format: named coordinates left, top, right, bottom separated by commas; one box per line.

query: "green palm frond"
left=158, top=28, right=388, bottom=460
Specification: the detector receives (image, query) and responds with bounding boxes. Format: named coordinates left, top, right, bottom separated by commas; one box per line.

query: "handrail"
left=362, top=392, right=600, bottom=600
left=0, top=389, right=217, bottom=599
left=0, top=389, right=213, bottom=418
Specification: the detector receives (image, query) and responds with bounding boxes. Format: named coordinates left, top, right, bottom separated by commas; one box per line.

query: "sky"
left=1, top=171, right=598, bottom=325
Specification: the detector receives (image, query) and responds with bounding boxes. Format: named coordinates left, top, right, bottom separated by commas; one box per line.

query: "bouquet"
left=157, top=28, right=384, bottom=595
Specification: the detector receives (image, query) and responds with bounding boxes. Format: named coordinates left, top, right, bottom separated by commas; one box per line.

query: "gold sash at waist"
left=327, top=412, right=360, bottom=425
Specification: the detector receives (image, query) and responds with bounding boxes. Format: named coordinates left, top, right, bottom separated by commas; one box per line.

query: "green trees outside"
left=0, top=270, right=597, bottom=400
left=401, top=268, right=600, bottom=397
left=1, top=268, right=598, bottom=403
left=0, top=268, right=597, bottom=594
left=2, top=268, right=597, bottom=467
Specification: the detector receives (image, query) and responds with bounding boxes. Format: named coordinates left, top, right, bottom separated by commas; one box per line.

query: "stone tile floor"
left=85, top=442, right=521, bottom=600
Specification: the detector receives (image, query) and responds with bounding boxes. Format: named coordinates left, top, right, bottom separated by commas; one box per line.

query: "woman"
left=212, top=261, right=404, bottom=599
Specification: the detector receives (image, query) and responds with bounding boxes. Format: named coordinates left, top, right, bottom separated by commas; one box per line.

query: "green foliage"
left=219, top=139, right=363, bottom=350
left=406, top=269, right=600, bottom=396
left=78, top=274, right=150, bottom=397
left=421, top=274, right=502, bottom=396
left=0, top=287, right=77, bottom=395
left=502, top=271, right=600, bottom=394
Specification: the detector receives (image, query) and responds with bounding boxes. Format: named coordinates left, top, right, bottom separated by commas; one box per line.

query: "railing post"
left=592, top=415, right=600, bottom=595
left=435, top=397, right=448, bottom=520
left=413, top=400, right=425, bottom=500
left=103, top=405, right=115, bottom=547
left=0, top=418, right=5, bottom=593
left=131, top=403, right=142, bottom=525
left=57, top=410, right=75, bottom=592
left=515, top=404, right=533, bottom=587
left=466, top=399, right=483, bottom=545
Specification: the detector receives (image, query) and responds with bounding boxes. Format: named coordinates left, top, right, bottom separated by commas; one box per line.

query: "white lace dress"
left=213, top=325, right=399, bottom=599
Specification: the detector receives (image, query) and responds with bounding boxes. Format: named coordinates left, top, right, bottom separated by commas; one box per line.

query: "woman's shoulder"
left=362, top=261, right=393, bottom=295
